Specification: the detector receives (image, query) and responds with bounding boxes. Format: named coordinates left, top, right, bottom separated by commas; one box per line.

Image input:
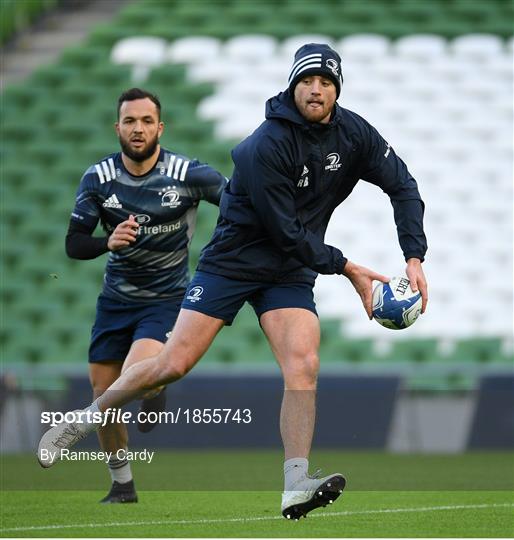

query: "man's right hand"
left=343, top=260, right=389, bottom=320
left=107, top=214, right=139, bottom=251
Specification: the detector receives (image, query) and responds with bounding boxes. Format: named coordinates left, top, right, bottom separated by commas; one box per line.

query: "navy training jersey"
left=71, top=148, right=226, bottom=303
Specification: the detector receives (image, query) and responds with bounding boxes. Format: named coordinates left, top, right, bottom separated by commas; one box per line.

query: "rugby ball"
left=372, top=276, right=422, bottom=330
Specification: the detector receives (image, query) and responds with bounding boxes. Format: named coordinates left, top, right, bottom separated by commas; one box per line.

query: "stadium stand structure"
left=1, top=0, right=57, bottom=45
left=1, top=0, right=512, bottom=391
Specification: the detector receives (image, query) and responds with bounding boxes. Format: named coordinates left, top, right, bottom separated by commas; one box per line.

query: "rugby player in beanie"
left=39, top=45, right=427, bottom=520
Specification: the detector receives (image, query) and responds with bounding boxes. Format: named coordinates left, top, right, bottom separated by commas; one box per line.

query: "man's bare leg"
left=122, top=339, right=166, bottom=432
left=38, top=310, right=225, bottom=469
left=260, top=308, right=345, bottom=519
left=96, top=310, right=224, bottom=412
left=90, top=362, right=126, bottom=455
left=90, top=339, right=164, bottom=502
left=260, top=308, right=319, bottom=460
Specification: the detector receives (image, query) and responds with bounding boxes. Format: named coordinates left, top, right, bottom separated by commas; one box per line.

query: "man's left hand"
left=406, top=258, right=428, bottom=314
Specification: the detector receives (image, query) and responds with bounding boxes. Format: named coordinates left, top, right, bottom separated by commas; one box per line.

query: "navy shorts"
left=181, top=271, right=317, bottom=325
left=89, top=295, right=181, bottom=363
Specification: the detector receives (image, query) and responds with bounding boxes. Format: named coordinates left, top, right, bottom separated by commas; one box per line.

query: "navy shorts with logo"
left=89, top=295, right=181, bottom=363
left=181, top=271, right=317, bottom=325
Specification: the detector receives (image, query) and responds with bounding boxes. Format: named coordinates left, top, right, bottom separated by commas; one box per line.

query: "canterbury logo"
left=102, top=194, right=122, bottom=208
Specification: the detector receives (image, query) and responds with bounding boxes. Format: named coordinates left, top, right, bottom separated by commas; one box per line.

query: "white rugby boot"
left=37, top=410, right=90, bottom=468
left=281, top=470, right=346, bottom=520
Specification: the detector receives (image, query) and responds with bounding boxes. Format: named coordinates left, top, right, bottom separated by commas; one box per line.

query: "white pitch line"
left=2, top=502, right=513, bottom=533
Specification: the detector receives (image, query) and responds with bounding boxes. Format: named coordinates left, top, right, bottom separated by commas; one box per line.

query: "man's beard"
left=119, top=134, right=159, bottom=162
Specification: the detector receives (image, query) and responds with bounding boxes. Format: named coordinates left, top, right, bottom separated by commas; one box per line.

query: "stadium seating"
left=1, top=0, right=57, bottom=45
left=1, top=0, right=512, bottom=386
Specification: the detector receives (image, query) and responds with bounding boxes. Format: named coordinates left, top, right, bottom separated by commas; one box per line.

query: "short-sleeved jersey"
left=71, top=148, right=226, bottom=303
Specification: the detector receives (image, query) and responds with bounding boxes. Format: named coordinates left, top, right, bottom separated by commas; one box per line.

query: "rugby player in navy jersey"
left=64, top=88, right=226, bottom=503
left=40, top=46, right=428, bottom=519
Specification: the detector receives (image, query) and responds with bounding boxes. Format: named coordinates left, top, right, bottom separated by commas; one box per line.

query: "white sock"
left=79, top=400, right=104, bottom=434
left=108, top=453, right=133, bottom=484
left=284, top=458, right=308, bottom=490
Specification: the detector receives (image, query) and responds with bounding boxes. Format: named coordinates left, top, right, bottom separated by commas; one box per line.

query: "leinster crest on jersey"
left=159, top=187, right=182, bottom=208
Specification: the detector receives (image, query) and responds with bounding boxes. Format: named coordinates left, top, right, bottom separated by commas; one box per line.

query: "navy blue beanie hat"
left=288, top=43, right=343, bottom=98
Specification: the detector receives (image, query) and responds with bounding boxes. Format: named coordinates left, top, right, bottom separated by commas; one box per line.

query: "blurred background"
left=1, top=0, right=512, bottom=455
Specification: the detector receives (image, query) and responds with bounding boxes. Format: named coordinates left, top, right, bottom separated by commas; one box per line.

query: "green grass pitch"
left=1, top=451, right=513, bottom=537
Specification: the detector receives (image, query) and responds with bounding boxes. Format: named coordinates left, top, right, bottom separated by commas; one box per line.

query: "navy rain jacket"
left=198, top=90, right=427, bottom=285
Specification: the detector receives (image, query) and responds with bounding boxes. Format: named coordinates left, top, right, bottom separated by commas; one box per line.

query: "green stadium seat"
left=196, top=21, right=261, bottom=40
left=0, top=316, right=32, bottom=349
left=2, top=334, right=45, bottom=365
left=1, top=243, right=36, bottom=273
left=194, top=140, right=234, bottom=175
left=1, top=121, right=44, bottom=146
left=59, top=45, right=108, bottom=69
left=448, top=1, right=503, bottom=25
left=82, top=102, right=118, bottom=126
left=52, top=161, right=91, bottom=190
left=117, top=3, right=161, bottom=28
left=422, top=17, right=477, bottom=39
left=2, top=85, right=43, bottom=109
left=230, top=3, right=271, bottom=25
left=86, top=63, right=132, bottom=89
left=70, top=257, right=106, bottom=283
left=449, top=338, right=509, bottom=364
left=18, top=178, right=68, bottom=209
left=160, top=105, right=199, bottom=129
left=386, top=339, right=440, bottom=364
left=31, top=64, right=79, bottom=90
left=140, top=22, right=194, bottom=41
left=232, top=325, right=267, bottom=350
left=365, top=19, right=421, bottom=39
left=171, top=2, right=221, bottom=27
left=20, top=225, right=66, bottom=254
left=255, top=20, right=312, bottom=40
left=0, top=275, right=32, bottom=312
left=1, top=196, right=39, bottom=227
left=320, top=318, right=342, bottom=341
left=474, top=16, right=514, bottom=37
left=283, top=2, right=325, bottom=26
left=169, top=118, right=214, bottom=143
left=146, top=64, right=188, bottom=87
left=395, top=1, right=441, bottom=24
left=55, top=83, right=105, bottom=107
left=28, top=101, right=72, bottom=127
left=170, top=81, right=214, bottom=104
left=53, top=121, right=100, bottom=145
left=0, top=165, right=35, bottom=192
left=1, top=0, right=58, bottom=44
left=87, top=25, right=137, bottom=48
left=337, top=1, right=389, bottom=24
left=204, top=335, right=262, bottom=364
left=321, top=339, right=375, bottom=364
left=42, top=315, right=87, bottom=349
left=28, top=141, right=68, bottom=166
left=80, top=141, right=118, bottom=165
left=13, top=290, right=61, bottom=326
